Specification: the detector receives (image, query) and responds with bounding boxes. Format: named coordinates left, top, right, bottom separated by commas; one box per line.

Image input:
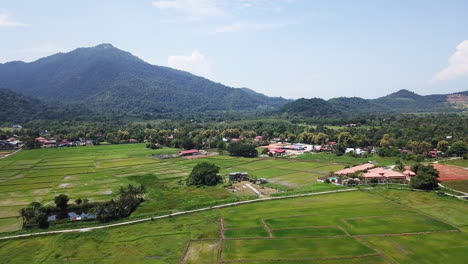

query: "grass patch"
left=344, top=214, right=456, bottom=235
left=181, top=240, right=219, bottom=264
left=443, top=180, right=468, bottom=193
left=363, top=232, right=468, bottom=264
left=272, top=226, right=346, bottom=237
left=441, top=159, right=468, bottom=168
left=222, top=237, right=375, bottom=261
left=224, top=227, right=270, bottom=238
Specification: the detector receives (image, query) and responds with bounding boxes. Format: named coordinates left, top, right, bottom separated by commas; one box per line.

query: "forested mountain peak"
left=0, top=44, right=288, bottom=115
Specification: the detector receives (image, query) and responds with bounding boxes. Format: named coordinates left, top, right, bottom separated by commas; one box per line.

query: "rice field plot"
left=180, top=240, right=220, bottom=264
left=249, top=167, right=293, bottom=178
left=0, top=210, right=220, bottom=263
left=272, top=226, right=347, bottom=237
left=362, top=231, right=468, bottom=264
left=221, top=237, right=376, bottom=261
left=217, top=190, right=467, bottom=263
left=222, top=192, right=387, bottom=229
left=0, top=145, right=192, bottom=232
left=98, top=157, right=157, bottom=169
left=275, top=161, right=331, bottom=171
left=269, top=171, right=322, bottom=186
left=241, top=256, right=389, bottom=264
left=224, top=227, right=270, bottom=238
left=0, top=189, right=467, bottom=263
left=343, top=214, right=457, bottom=235
left=0, top=217, right=21, bottom=233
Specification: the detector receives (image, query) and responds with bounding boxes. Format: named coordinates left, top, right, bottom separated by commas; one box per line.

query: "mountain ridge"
left=282, top=89, right=468, bottom=117
left=0, top=44, right=288, bottom=115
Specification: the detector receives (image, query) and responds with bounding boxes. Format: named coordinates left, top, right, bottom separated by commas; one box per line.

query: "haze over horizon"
left=1, top=0, right=468, bottom=99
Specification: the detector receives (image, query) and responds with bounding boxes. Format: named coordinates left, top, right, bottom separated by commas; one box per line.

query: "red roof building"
left=336, top=163, right=375, bottom=175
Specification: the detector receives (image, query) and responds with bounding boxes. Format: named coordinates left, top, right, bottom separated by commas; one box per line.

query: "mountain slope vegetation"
left=0, top=44, right=287, bottom=115
left=282, top=89, right=468, bottom=117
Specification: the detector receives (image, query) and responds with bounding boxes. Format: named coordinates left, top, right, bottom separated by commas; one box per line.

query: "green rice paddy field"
left=0, top=144, right=467, bottom=263
left=0, top=144, right=345, bottom=233
left=0, top=190, right=467, bottom=263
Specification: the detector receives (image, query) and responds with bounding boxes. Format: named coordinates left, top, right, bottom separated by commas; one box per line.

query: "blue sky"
left=1, top=0, right=467, bottom=99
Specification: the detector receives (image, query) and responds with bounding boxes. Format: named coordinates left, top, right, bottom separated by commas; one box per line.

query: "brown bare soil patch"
left=433, top=163, right=468, bottom=181
left=0, top=151, right=14, bottom=158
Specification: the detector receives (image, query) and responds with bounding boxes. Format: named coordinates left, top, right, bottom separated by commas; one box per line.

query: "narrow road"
left=438, top=183, right=468, bottom=199
left=245, top=183, right=263, bottom=197
left=0, top=188, right=357, bottom=241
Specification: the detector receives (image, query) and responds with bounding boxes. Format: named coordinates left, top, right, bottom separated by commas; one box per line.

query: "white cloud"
left=152, top=0, right=226, bottom=19
left=152, top=0, right=295, bottom=20
left=433, top=40, right=468, bottom=82
left=0, top=11, right=26, bottom=27
left=168, top=50, right=211, bottom=77
left=214, top=20, right=294, bottom=33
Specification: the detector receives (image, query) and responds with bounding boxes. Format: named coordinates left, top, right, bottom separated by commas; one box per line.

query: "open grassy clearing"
left=272, top=226, right=346, bottom=237
left=362, top=231, right=468, bottom=264
left=441, top=158, right=468, bottom=168
left=242, top=256, right=390, bottom=264
left=224, top=227, right=270, bottom=238
left=443, top=180, right=468, bottom=193
left=0, top=190, right=467, bottom=263
left=343, top=214, right=456, bottom=235
left=222, top=236, right=376, bottom=261
left=180, top=240, right=219, bottom=264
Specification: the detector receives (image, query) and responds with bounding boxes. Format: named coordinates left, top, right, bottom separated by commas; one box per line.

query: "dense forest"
left=0, top=44, right=287, bottom=115
left=1, top=114, right=466, bottom=157
left=282, top=89, right=468, bottom=117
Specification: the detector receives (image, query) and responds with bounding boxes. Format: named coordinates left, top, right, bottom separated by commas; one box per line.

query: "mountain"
left=0, top=44, right=288, bottom=115
left=281, top=89, right=468, bottom=117
left=0, top=88, right=45, bottom=123
left=0, top=88, right=104, bottom=123
left=281, top=98, right=340, bottom=117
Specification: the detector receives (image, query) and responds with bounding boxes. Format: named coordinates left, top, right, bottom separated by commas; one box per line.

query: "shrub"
left=227, top=142, right=258, bottom=157
left=187, top=162, right=222, bottom=186
left=410, top=164, right=439, bottom=190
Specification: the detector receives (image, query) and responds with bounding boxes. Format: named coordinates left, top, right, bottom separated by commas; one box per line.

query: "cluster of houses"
left=35, top=137, right=91, bottom=148
left=223, top=136, right=264, bottom=143
left=321, top=162, right=417, bottom=185
left=0, top=137, right=22, bottom=150
left=262, top=142, right=346, bottom=157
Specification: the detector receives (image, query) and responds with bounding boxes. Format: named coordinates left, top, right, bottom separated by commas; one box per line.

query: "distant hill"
left=0, top=88, right=45, bottom=123
left=281, top=98, right=341, bottom=117
left=0, top=44, right=288, bottom=115
left=0, top=88, right=100, bottom=123
left=281, top=89, right=468, bottom=117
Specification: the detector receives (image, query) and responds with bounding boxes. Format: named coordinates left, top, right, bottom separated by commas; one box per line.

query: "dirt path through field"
left=0, top=149, right=21, bottom=160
